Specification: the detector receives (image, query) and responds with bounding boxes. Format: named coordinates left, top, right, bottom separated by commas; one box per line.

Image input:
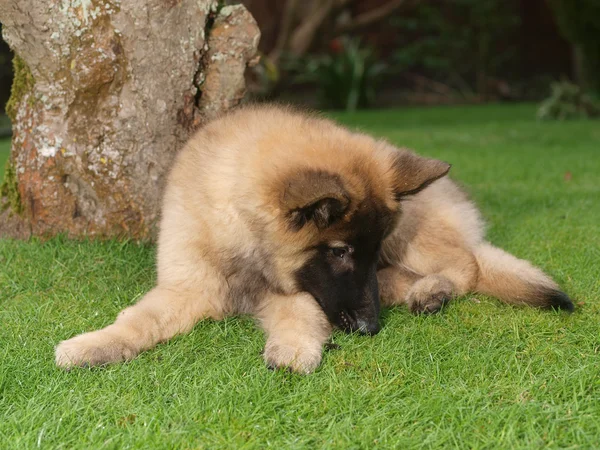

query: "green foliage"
left=247, top=51, right=281, bottom=99
left=5, top=54, right=35, bottom=122
left=2, top=105, right=600, bottom=448
left=549, top=0, right=600, bottom=44
left=288, top=37, right=387, bottom=111
left=391, top=0, right=520, bottom=98
left=0, top=138, right=9, bottom=181
left=0, top=115, right=11, bottom=130
left=548, top=0, right=600, bottom=93
left=537, top=80, right=600, bottom=120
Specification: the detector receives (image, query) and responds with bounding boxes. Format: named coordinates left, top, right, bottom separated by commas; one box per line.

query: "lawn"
left=1, top=104, right=599, bottom=449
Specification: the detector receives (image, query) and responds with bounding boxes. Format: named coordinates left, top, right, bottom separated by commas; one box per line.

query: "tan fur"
left=379, top=176, right=569, bottom=313
left=258, top=292, right=332, bottom=373
left=474, top=243, right=560, bottom=306
left=55, top=105, right=571, bottom=373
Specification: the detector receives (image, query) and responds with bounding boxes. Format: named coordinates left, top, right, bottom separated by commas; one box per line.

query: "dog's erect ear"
left=282, top=170, right=350, bottom=230
left=392, top=149, right=451, bottom=199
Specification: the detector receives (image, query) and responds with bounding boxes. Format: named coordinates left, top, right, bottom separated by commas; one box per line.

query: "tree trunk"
left=0, top=1, right=260, bottom=240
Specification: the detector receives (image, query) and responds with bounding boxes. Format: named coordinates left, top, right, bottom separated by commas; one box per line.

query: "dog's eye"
left=332, top=247, right=346, bottom=258
left=331, top=245, right=353, bottom=258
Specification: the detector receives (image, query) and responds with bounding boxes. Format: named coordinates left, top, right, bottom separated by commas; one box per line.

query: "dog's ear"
left=282, top=170, right=350, bottom=230
left=392, top=149, right=451, bottom=199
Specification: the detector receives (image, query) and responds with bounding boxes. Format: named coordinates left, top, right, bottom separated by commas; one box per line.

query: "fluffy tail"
left=474, top=243, right=574, bottom=312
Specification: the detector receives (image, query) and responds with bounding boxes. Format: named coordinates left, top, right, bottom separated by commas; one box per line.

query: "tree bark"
left=0, top=1, right=260, bottom=240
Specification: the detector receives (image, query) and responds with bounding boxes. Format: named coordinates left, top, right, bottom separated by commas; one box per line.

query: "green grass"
left=1, top=104, right=599, bottom=449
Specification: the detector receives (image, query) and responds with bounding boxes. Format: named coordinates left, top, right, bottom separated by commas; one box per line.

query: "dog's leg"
left=404, top=274, right=456, bottom=314
left=55, top=278, right=225, bottom=369
left=408, top=248, right=478, bottom=314
left=379, top=249, right=478, bottom=314
left=378, top=266, right=422, bottom=307
left=258, top=292, right=332, bottom=374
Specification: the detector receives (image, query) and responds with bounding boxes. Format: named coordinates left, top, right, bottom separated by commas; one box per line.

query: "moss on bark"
left=0, top=158, right=22, bottom=215
left=5, top=55, right=35, bottom=122
left=1, top=54, right=32, bottom=215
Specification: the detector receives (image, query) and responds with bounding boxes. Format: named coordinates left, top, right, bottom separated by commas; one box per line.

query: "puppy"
left=55, top=105, right=573, bottom=373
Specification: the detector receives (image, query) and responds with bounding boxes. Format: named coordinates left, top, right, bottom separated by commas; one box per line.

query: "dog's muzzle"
left=340, top=310, right=380, bottom=336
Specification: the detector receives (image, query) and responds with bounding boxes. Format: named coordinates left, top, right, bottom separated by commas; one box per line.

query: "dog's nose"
left=356, top=319, right=380, bottom=336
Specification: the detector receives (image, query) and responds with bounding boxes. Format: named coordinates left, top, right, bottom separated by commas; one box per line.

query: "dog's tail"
left=474, top=242, right=574, bottom=311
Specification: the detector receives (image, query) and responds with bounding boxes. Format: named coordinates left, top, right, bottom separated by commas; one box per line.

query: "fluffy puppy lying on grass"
left=56, top=105, right=573, bottom=373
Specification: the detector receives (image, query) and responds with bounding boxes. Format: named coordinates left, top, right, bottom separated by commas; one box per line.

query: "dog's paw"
left=410, top=291, right=450, bottom=314
left=263, top=336, right=323, bottom=374
left=55, top=329, right=137, bottom=369
left=407, top=275, right=453, bottom=315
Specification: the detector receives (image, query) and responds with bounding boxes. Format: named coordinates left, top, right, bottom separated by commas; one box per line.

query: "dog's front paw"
left=55, top=328, right=137, bottom=369
left=263, top=336, right=323, bottom=374
left=407, top=275, right=453, bottom=314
